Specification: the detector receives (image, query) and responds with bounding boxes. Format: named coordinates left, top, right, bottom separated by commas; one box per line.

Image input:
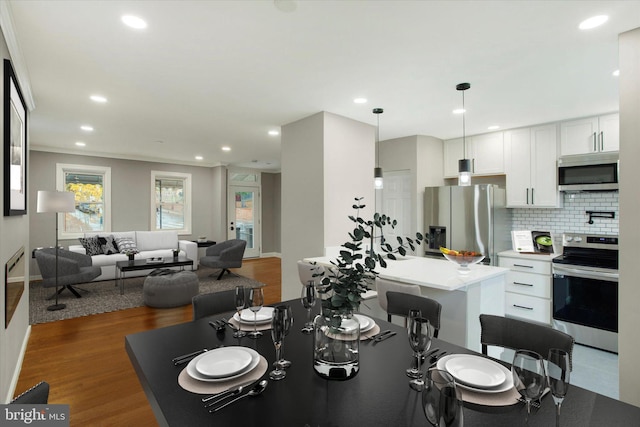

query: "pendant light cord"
left=376, top=113, right=380, bottom=167
left=462, top=89, right=466, bottom=158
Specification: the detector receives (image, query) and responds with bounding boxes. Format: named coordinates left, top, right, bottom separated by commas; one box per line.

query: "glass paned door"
left=228, top=186, right=260, bottom=258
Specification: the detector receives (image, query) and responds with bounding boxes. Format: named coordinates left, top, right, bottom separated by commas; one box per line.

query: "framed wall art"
left=3, top=59, right=28, bottom=216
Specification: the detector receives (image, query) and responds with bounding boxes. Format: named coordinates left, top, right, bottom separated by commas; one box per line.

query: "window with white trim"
left=56, top=163, right=111, bottom=239
left=151, top=171, right=191, bottom=234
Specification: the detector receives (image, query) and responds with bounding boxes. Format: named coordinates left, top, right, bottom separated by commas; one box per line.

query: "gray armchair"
left=35, top=248, right=101, bottom=298
left=199, top=239, right=247, bottom=280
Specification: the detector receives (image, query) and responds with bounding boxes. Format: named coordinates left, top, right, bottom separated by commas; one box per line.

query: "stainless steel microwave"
left=558, top=152, right=619, bottom=192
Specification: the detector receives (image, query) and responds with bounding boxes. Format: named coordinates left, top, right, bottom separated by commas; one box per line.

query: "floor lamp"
left=37, top=190, right=75, bottom=311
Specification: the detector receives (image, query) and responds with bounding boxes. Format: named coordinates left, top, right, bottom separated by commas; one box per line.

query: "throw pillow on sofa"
left=98, top=235, right=118, bottom=255
left=115, top=236, right=138, bottom=254
left=78, top=236, right=103, bottom=256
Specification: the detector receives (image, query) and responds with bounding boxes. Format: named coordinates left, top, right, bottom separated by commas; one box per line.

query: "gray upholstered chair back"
left=479, top=314, right=575, bottom=370
left=192, top=289, right=253, bottom=320
left=375, top=277, right=422, bottom=314
left=386, top=291, right=442, bottom=338
left=297, top=260, right=325, bottom=286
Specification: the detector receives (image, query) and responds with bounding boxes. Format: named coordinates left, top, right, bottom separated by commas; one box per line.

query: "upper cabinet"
left=505, top=124, right=560, bottom=208
left=443, top=132, right=504, bottom=178
left=560, top=113, right=619, bottom=156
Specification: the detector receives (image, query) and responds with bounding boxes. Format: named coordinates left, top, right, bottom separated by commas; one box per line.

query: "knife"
left=172, top=349, right=207, bottom=365
left=373, top=331, right=397, bottom=343
left=369, top=329, right=393, bottom=341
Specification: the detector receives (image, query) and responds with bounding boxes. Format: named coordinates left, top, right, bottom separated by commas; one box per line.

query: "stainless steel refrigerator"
left=423, top=184, right=511, bottom=265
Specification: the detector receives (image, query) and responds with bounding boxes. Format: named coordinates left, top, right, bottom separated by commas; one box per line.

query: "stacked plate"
left=186, top=346, right=261, bottom=382
left=232, top=307, right=274, bottom=325
left=437, top=354, right=514, bottom=393
left=353, top=314, right=376, bottom=334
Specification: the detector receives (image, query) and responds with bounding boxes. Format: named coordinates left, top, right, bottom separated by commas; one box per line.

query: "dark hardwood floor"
left=15, top=257, right=281, bottom=427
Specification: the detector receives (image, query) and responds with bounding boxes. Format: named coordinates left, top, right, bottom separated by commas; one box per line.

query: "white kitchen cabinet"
left=560, top=113, right=619, bottom=156
left=505, top=124, right=560, bottom=208
left=443, top=132, right=504, bottom=178
left=499, top=251, right=555, bottom=325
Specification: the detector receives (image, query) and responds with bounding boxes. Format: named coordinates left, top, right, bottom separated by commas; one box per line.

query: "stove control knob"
left=565, top=236, right=573, bottom=242
left=574, top=237, right=583, bottom=243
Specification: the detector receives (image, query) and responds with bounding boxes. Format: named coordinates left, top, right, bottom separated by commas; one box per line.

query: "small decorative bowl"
left=442, top=252, right=485, bottom=274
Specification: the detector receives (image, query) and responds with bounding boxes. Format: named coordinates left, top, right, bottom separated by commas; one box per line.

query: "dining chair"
left=297, top=260, right=325, bottom=286
left=192, top=290, right=236, bottom=320
left=375, top=277, right=422, bottom=323
left=10, top=381, right=49, bottom=404
left=385, top=291, right=442, bottom=337
left=479, top=314, right=575, bottom=370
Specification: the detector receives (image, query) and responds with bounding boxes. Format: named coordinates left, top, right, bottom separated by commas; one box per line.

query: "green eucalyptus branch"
left=318, top=197, right=424, bottom=314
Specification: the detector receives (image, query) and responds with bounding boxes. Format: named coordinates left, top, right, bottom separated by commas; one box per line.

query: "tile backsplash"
left=511, top=192, right=619, bottom=237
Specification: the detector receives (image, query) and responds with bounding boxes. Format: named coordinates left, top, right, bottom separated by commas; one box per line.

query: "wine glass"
left=512, top=350, right=547, bottom=422
left=233, top=286, right=247, bottom=338
left=248, top=287, right=264, bottom=338
left=547, top=348, right=570, bottom=427
left=300, top=281, right=316, bottom=334
left=408, top=317, right=432, bottom=391
left=269, top=305, right=287, bottom=380
left=275, top=305, right=294, bottom=369
left=406, top=309, right=423, bottom=378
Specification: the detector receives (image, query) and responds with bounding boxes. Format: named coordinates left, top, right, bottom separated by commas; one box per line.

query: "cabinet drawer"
left=505, top=293, right=551, bottom=325
left=498, top=257, right=551, bottom=275
left=505, top=271, right=551, bottom=298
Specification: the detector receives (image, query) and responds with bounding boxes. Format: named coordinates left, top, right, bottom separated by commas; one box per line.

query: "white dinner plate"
left=195, top=347, right=253, bottom=378
left=234, top=307, right=274, bottom=324
left=437, top=354, right=514, bottom=394
left=353, top=314, right=375, bottom=333
left=187, top=347, right=260, bottom=383
left=444, top=354, right=506, bottom=389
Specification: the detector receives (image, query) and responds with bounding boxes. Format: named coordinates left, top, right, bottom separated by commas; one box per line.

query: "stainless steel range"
left=552, top=233, right=618, bottom=353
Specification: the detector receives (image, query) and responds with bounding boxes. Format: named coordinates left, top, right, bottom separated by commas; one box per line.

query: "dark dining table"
left=125, top=299, right=640, bottom=427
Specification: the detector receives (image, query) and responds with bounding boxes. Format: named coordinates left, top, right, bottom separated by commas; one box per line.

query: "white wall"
left=618, top=26, right=640, bottom=407
left=0, top=4, right=31, bottom=401
left=379, top=135, right=445, bottom=243
left=281, top=112, right=374, bottom=302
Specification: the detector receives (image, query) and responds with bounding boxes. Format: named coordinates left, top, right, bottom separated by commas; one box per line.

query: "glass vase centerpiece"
left=312, top=197, right=423, bottom=380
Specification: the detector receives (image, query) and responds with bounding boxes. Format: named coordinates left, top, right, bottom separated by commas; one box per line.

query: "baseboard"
left=4, top=324, right=31, bottom=403
left=260, top=252, right=281, bottom=258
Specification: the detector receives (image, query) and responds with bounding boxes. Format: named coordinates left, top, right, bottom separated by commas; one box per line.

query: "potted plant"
left=124, top=249, right=139, bottom=261
left=312, top=197, right=423, bottom=380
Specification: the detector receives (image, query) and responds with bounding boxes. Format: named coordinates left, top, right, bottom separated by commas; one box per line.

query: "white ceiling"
left=7, top=1, right=640, bottom=171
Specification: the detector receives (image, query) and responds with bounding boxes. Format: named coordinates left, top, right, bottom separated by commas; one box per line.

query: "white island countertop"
left=304, top=255, right=509, bottom=292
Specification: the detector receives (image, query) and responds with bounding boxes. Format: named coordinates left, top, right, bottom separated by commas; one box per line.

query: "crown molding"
left=0, top=0, right=35, bottom=111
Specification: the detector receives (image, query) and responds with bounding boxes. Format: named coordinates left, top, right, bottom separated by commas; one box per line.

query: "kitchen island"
left=304, top=255, right=509, bottom=355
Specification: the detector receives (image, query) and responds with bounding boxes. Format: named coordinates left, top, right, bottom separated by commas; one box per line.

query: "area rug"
left=29, top=269, right=265, bottom=325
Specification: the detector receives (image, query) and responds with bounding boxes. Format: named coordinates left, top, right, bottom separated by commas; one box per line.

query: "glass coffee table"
left=115, top=257, right=194, bottom=295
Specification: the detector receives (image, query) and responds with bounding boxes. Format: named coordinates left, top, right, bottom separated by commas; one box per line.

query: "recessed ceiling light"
left=268, top=130, right=280, bottom=136
left=612, top=69, right=620, bottom=77
left=75, top=142, right=86, bottom=147
left=80, top=125, right=94, bottom=132
left=488, top=125, right=500, bottom=130
left=90, top=95, right=107, bottom=103
left=453, top=108, right=465, bottom=114
left=221, top=146, right=231, bottom=152
left=579, top=15, right=608, bottom=30
left=195, top=155, right=203, bottom=160
left=354, top=98, right=367, bottom=104
left=121, top=15, right=147, bottom=29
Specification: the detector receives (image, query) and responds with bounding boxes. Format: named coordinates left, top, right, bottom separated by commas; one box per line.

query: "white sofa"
left=68, top=231, right=197, bottom=281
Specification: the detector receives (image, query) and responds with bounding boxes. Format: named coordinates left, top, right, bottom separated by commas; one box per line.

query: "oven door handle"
left=553, top=265, right=619, bottom=282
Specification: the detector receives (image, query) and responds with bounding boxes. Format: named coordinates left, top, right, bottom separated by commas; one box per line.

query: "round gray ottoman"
left=143, top=269, right=199, bottom=308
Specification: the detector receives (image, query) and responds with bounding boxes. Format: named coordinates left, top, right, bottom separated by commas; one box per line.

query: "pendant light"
left=373, top=108, right=384, bottom=189
left=456, top=82, right=471, bottom=186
